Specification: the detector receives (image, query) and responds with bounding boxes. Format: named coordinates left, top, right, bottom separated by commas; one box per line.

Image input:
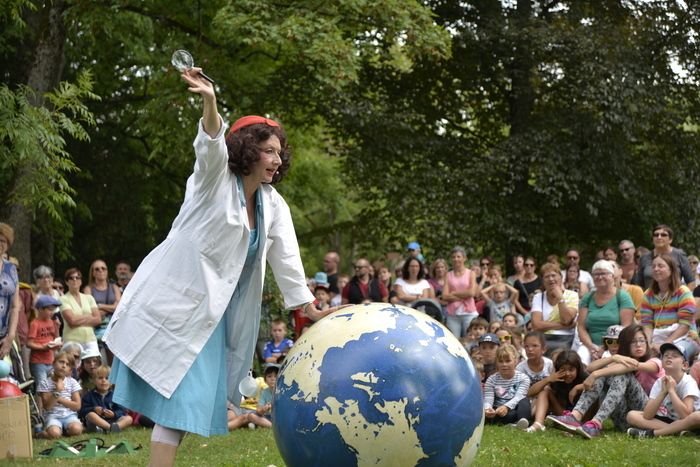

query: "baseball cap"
left=660, top=341, right=692, bottom=362
left=479, top=333, right=499, bottom=345
left=36, top=295, right=61, bottom=309
left=407, top=241, right=421, bottom=251
left=603, top=325, right=624, bottom=340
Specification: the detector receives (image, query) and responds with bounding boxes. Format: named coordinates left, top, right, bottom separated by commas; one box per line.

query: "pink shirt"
left=636, top=357, right=664, bottom=395
left=445, top=270, right=476, bottom=316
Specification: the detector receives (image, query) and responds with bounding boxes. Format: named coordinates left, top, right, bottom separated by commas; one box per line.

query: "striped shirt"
left=483, top=370, right=530, bottom=410
left=640, top=285, right=697, bottom=333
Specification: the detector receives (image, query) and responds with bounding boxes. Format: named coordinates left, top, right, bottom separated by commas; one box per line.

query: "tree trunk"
left=7, top=1, right=67, bottom=281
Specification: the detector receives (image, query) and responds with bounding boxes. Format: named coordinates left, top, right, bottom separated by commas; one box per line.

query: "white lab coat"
left=104, top=118, right=313, bottom=399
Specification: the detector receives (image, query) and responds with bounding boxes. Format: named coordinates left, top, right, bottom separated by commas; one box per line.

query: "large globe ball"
left=273, top=303, right=484, bottom=466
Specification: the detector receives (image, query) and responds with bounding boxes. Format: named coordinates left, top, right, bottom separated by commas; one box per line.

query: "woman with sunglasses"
left=548, top=325, right=664, bottom=439
left=83, top=260, right=121, bottom=364
left=633, top=224, right=695, bottom=290
left=59, top=268, right=101, bottom=355
left=640, top=254, right=697, bottom=356
left=517, top=257, right=542, bottom=311
left=576, top=260, right=635, bottom=365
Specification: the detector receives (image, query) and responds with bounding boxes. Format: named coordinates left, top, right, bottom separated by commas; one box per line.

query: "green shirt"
left=581, top=289, right=634, bottom=345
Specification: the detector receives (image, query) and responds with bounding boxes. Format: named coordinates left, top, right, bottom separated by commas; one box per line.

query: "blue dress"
left=111, top=181, right=263, bottom=436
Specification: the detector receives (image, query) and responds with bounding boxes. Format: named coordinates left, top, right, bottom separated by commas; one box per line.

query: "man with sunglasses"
left=563, top=248, right=594, bottom=290
left=341, top=258, right=388, bottom=305
left=632, top=224, right=695, bottom=290
left=618, top=240, right=637, bottom=284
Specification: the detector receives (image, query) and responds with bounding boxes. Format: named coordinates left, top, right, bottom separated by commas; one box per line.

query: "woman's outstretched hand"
left=181, top=67, right=215, bottom=100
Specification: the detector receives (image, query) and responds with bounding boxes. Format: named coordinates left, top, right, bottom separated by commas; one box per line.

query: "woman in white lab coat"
left=104, top=67, right=335, bottom=466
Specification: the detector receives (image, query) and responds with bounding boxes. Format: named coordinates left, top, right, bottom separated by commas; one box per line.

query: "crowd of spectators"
left=2, top=220, right=700, bottom=441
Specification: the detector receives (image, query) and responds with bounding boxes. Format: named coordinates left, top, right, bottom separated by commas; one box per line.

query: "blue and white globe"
left=272, top=303, right=484, bottom=466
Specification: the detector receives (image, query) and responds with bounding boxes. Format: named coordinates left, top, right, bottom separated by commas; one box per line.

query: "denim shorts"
left=45, top=413, right=81, bottom=431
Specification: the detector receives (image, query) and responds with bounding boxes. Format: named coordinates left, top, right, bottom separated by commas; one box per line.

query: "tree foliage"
left=325, top=0, right=700, bottom=266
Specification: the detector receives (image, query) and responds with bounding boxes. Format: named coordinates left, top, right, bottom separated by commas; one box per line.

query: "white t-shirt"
left=516, top=357, right=555, bottom=385
left=650, top=373, right=700, bottom=420
left=37, top=375, right=81, bottom=418
left=530, top=289, right=579, bottom=336
left=561, top=269, right=594, bottom=289
left=394, top=278, right=432, bottom=297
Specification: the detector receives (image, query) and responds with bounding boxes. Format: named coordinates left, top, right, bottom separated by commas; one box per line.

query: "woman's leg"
left=150, top=424, right=186, bottom=467
left=606, top=374, right=648, bottom=430
left=571, top=377, right=606, bottom=421
left=445, top=315, right=461, bottom=337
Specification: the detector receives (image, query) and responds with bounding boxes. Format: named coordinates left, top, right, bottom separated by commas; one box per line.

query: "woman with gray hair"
left=33, top=265, right=61, bottom=300
left=576, top=260, right=635, bottom=365
left=441, top=246, right=479, bottom=337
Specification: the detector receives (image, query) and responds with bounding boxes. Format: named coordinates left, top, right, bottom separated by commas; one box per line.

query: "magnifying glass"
left=171, top=49, right=215, bottom=84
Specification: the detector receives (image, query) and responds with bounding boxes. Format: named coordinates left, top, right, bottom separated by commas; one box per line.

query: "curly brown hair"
left=225, top=123, right=291, bottom=184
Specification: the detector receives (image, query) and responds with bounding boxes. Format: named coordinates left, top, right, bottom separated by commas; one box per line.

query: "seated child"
left=525, top=350, right=587, bottom=433
left=80, top=364, right=133, bottom=433
left=502, top=313, right=519, bottom=330
left=263, top=320, right=294, bottom=363
left=248, top=364, right=279, bottom=428
left=489, top=321, right=502, bottom=334
left=37, top=350, right=83, bottom=438
left=516, top=332, right=554, bottom=410
left=600, top=325, right=622, bottom=358
left=483, top=344, right=531, bottom=427
left=78, top=347, right=102, bottom=396
left=463, top=317, right=489, bottom=350
left=27, top=295, right=62, bottom=406
left=478, top=333, right=500, bottom=382
left=627, top=342, right=700, bottom=438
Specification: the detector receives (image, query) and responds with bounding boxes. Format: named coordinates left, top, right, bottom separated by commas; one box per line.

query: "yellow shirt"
left=60, top=292, right=98, bottom=344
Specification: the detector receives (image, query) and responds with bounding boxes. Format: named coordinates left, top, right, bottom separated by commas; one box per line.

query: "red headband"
left=228, top=115, right=280, bottom=136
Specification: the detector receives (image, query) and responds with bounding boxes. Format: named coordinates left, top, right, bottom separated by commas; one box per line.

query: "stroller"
left=4, top=342, right=43, bottom=433
left=410, top=298, right=444, bottom=323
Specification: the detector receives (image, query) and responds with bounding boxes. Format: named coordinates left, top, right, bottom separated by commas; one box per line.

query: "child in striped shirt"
left=483, top=344, right=531, bottom=427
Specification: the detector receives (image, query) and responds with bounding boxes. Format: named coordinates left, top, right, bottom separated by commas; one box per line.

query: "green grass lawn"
left=5, top=424, right=700, bottom=466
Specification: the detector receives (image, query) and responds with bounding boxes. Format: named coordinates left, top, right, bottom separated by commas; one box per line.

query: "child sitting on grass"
left=248, top=364, right=279, bottom=428
left=522, top=350, right=587, bottom=433
left=80, top=364, right=133, bottom=433
left=626, top=341, right=699, bottom=438
left=37, top=350, right=83, bottom=439
left=483, top=344, right=531, bottom=427
left=263, top=320, right=294, bottom=363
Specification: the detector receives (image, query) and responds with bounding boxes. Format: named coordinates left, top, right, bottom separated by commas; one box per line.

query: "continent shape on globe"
left=273, top=303, right=484, bottom=467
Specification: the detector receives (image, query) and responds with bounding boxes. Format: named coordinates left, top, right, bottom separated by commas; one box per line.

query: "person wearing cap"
left=78, top=346, right=103, bottom=396
left=0, top=222, right=20, bottom=361
left=27, top=295, right=62, bottom=396
left=407, top=241, right=424, bottom=263
left=627, top=341, right=700, bottom=438
left=102, top=64, right=344, bottom=466
left=576, top=260, right=635, bottom=365
left=479, top=333, right=500, bottom=382
left=600, top=324, right=623, bottom=358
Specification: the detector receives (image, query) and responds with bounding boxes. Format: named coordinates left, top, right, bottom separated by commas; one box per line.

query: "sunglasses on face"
left=604, top=338, right=618, bottom=346
left=524, top=263, right=535, bottom=267
left=67, top=276, right=81, bottom=281
left=480, top=262, right=490, bottom=267
left=620, top=247, right=632, bottom=252
left=93, top=266, right=107, bottom=271
left=653, top=232, right=669, bottom=238
left=499, top=335, right=512, bottom=342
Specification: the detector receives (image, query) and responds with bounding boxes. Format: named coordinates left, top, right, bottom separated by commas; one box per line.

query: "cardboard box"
left=0, top=395, right=33, bottom=459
